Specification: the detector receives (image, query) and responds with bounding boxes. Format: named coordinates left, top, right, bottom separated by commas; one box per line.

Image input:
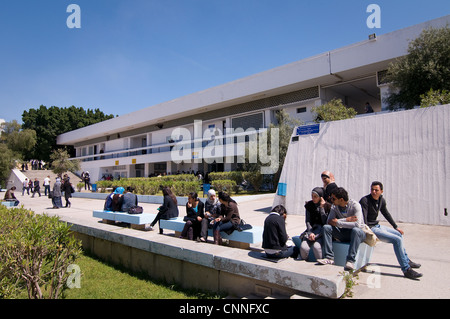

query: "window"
left=297, top=107, right=307, bottom=113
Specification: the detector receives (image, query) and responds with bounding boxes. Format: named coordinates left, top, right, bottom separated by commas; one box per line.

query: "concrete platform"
left=13, top=191, right=450, bottom=299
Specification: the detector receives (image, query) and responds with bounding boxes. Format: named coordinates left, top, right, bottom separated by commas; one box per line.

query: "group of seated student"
left=104, top=186, right=138, bottom=213
left=262, top=170, right=423, bottom=280
left=179, top=189, right=241, bottom=245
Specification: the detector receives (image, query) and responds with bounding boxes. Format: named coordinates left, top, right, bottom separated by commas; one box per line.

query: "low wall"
left=66, top=219, right=345, bottom=299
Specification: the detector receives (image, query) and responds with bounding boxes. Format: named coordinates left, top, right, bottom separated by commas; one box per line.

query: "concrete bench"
left=292, top=236, right=374, bottom=270
left=93, top=210, right=156, bottom=230
left=159, top=216, right=263, bottom=249
left=1, top=201, right=16, bottom=207
left=333, top=241, right=374, bottom=270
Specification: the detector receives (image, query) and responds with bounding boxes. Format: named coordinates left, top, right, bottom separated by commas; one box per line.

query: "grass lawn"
left=62, top=252, right=222, bottom=299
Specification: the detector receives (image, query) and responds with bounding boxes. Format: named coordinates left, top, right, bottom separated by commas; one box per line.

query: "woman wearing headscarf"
left=199, top=189, right=221, bottom=242
left=299, top=187, right=330, bottom=261
left=110, top=187, right=125, bottom=211
left=52, top=177, right=63, bottom=209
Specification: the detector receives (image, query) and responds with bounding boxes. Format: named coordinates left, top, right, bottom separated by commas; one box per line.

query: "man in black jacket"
left=262, top=205, right=296, bottom=259
left=360, top=181, right=422, bottom=280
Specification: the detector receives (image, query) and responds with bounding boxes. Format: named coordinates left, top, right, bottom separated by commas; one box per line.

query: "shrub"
left=420, top=89, right=450, bottom=108
left=0, top=206, right=82, bottom=299
left=311, top=98, right=357, bottom=123
left=242, top=171, right=263, bottom=193
left=211, top=180, right=237, bottom=194
left=209, top=172, right=244, bottom=185
left=170, top=181, right=201, bottom=197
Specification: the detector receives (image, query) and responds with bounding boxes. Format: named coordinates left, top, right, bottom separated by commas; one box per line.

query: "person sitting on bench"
left=360, top=181, right=422, bottom=280
left=317, top=187, right=366, bottom=271
left=149, top=186, right=179, bottom=234
left=181, top=192, right=204, bottom=240
left=212, top=192, right=240, bottom=245
left=4, top=186, right=20, bottom=206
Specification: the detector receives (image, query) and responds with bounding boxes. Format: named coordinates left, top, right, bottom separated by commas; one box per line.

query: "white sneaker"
left=317, top=258, right=334, bottom=265
left=344, top=261, right=355, bottom=271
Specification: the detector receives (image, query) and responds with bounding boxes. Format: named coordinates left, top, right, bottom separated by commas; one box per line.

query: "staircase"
left=20, top=170, right=83, bottom=186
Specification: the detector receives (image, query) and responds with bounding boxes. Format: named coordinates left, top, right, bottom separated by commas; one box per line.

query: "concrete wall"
left=67, top=220, right=345, bottom=298
left=274, top=104, right=450, bottom=226
left=6, top=169, right=27, bottom=191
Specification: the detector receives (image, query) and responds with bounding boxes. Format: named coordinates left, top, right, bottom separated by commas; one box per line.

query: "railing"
left=72, top=128, right=268, bottom=163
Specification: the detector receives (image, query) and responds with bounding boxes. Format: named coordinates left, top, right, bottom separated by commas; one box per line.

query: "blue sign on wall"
left=296, top=124, right=320, bottom=136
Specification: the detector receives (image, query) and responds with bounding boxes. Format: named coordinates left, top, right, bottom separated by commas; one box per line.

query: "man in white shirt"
left=43, top=175, right=51, bottom=196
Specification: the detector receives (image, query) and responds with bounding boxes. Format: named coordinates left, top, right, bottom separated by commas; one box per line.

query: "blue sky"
left=1, top=0, right=449, bottom=123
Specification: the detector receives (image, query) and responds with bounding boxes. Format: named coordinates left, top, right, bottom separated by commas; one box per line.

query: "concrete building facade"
left=57, top=16, right=450, bottom=183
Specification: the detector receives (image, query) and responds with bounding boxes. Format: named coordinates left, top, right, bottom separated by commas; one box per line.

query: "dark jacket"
left=158, top=195, right=179, bottom=219
left=111, top=194, right=124, bottom=212
left=61, top=179, right=72, bottom=198
left=219, top=201, right=240, bottom=226
left=302, top=200, right=330, bottom=240
left=122, top=192, right=138, bottom=212
left=324, top=182, right=338, bottom=203
left=184, top=200, right=205, bottom=222
left=360, top=194, right=398, bottom=229
left=262, top=212, right=288, bottom=251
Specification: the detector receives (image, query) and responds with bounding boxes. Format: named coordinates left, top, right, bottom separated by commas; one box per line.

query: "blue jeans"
left=371, top=224, right=410, bottom=271
left=213, top=221, right=234, bottom=233
left=322, top=225, right=366, bottom=263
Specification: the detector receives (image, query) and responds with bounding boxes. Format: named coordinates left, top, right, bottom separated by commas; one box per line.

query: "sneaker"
left=409, top=260, right=421, bottom=269
left=317, top=258, right=334, bottom=265
left=403, top=267, right=423, bottom=280
left=344, top=261, right=355, bottom=271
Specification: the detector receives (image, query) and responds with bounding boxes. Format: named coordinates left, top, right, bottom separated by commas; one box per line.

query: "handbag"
left=128, top=205, right=143, bottom=214
left=236, top=219, right=253, bottom=231
left=48, top=190, right=53, bottom=199
left=362, top=224, right=379, bottom=247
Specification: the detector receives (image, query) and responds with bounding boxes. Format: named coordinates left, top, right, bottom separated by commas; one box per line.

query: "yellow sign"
left=132, top=159, right=137, bottom=164
left=115, top=160, right=119, bottom=166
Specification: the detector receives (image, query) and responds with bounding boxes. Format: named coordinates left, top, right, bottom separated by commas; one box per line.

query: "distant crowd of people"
left=20, top=159, right=47, bottom=171
left=3, top=174, right=75, bottom=209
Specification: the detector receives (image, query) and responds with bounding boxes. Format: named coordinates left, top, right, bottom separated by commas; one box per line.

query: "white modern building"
left=57, top=15, right=450, bottom=183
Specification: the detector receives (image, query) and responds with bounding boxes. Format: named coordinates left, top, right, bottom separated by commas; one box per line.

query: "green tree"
left=50, top=148, right=80, bottom=176
left=385, top=26, right=450, bottom=110
left=0, top=120, right=37, bottom=187
left=311, top=98, right=357, bottom=122
left=243, top=109, right=302, bottom=191
left=420, top=89, right=450, bottom=108
left=22, top=105, right=114, bottom=162
left=0, top=144, right=15, bottom=189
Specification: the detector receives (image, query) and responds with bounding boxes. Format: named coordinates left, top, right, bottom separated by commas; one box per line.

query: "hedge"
left=94, top=174, right=202, bottom=196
